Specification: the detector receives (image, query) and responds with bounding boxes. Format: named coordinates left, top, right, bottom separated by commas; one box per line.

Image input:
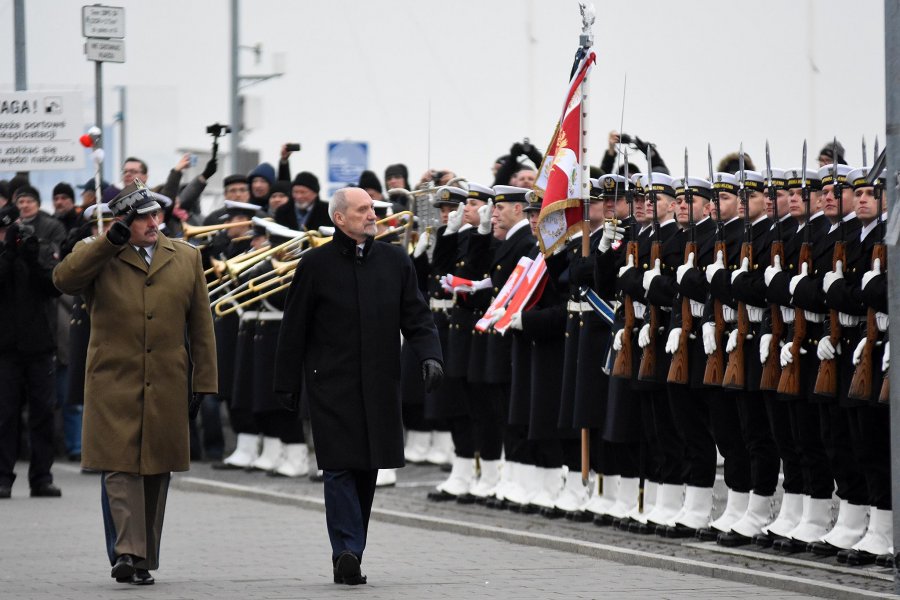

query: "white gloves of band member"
left=759, top=333, right=772, bottom=364
left=638, top=323, right=651, bottom=348
left=613, top=328, right=624, bottom=352
left=413, top=230, right=431, bottom=258
left=764, top=254, right=782, bottom=287
left=817, top=336, right=841, bottom=361
left=676, top=251, right=695, bottom=285
left=706, top=250, right=725, bottom=284
left=598, top=221, right=626, bottom=253
left=665, top=328, right=681, bottom=354
left=477, top=200, right=493, bottom=235
left=444, top=208, right=464, bottom=235
left=780, top=341, right=807, bottom=367
left=821, top=260, right=843, bottom=293
left=642, top=259, right=661, bottom=292
left=702, top=322, right=716, bottom=355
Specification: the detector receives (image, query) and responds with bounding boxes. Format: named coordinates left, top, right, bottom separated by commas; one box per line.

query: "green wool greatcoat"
left=53, top=233, right=217, bottom=474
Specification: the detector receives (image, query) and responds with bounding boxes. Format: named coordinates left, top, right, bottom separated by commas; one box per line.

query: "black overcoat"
left=273, top=226, right=441, bottom=470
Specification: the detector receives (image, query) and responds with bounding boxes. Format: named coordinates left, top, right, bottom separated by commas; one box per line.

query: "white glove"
left=747, top=306, right=765, bottom=322
left=690, top=299, right=704, bottom=318
left=638, top=323, right=651, bottom=348
left=862, top=258, right=882, bottom=290
left=642, top=258, right=661, bottom=292
left=318, top=226, right=336, bottom=236
left=759, top=333, right=772, bottom=364
left=726, top=329, right=738, bottom=353
left=598, top=221, right=626, bottom=253
left=413, top=230, right=431, bottom=258
left=789, top=262, right=808, bottom=296
left=706, top=250, right=725, bottom=284
left=877, top=312, right=889, bottom=332
left=613, top=328, right=624, bottom=352
left=702, top=322, right=717, bottom=355
left=780, top=341, right=807, bottom=367
left=838, top=312, right=859, bottom=327
left=444, top=209, right=463, bottom=235
left=618, top=253, right=635, bottom=278
left=731, top=256, right=749, bottom=284
left=676, top=251, right=695, bottom=285
left=817, top=336, right=840, bottom=361
left=472, top=278, right=493, bottom=292
left=822, top=260, right=843, bottom=293
left=852, top=337, right=866, bottom=366
left=665, top=328, right=682, bottom=354
left=883, top=341, right=890, bottom=372
left=492, top=307, right=506, bottom=322
left=764, top=254, right=782, bottom=287
left=508, top=311, right=523, bottom=330
left=477, top=200, right=493, bottom=234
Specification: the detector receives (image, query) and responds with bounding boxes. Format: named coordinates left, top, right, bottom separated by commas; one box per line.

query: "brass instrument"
left=184, top=220, right=254, bottom=240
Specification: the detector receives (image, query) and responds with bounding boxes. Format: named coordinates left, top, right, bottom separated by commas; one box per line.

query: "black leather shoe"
left=129, top=569, right=154, bottom=585
left=665, top=524, right=698, bottom=539
left=0, top=485, right=10, bottom=499
left=456, top=493, right=477, bottom=505
left=717, top=531, right=752, bottom=547
left=333, top=551, right=367, bottom=585
left=842, top=549, right=877, bottom=566
left=752, top=532, right=776, bottom=548
left=111, top=555, right=135, bottom=582
left=593, top=513, right=614, bottom=527
left=808, top=540, right=840, bottom=557
left=875, top=553, right=894, bottom=568
left=567, top=510, right=592, bottom=522
left=695, top=527, right=721, bottom=542
left=426, top=489, right=457, bottom=502
left=30, top=483, right=61, bottom=498
left=773, top=538, right=806, bottom=553
left=541, top=506, right=563, bottom=519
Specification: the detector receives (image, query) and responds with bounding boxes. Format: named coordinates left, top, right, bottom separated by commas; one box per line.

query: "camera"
left=206, top=123, right=232, bottom=137
left=432, top=170, right=446, bottom=185
left=285, top=143, right=301, bottom=152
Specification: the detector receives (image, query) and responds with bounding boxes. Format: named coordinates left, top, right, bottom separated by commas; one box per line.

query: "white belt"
left=567, top=300, right=591, bottom=313
left=430, top=298, right=455, bottom=311
left=803, top=310, right=825, bottom=323
left=240, top=310, right=283, bottom=321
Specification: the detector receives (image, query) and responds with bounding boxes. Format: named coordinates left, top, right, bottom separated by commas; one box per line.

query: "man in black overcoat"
left=274, top=187, right=442, bottom=585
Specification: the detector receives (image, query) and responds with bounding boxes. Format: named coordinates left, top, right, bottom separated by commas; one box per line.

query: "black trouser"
left=737, top=391, right=780, bottom=496
left=531, top=439, right=563, bottom=468
left=257, top=409, right=305, bottom=444
left=763, top=393, right=803, bottom=495
left=466, top=383, right=505, bottom=461
left=791, top=400, right=834, bottom=499
left=854, top=405, right=891, bottom=510
left=0, top=352, right=55, bottom=488
left=226, top=406, right=258, bottom=435
left=668, top=384, right=716, bottom=488
left=819, top=403, right=867, bottom=505
left=448, top=415, right=475, bottom=459
left=323, top=469, right=377, bottom=563
left=646, top=388, right=684, bottom=485
left=710, top=389, right=751, bottom=493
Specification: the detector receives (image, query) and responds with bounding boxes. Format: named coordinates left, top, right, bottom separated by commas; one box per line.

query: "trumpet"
left=184, top=220, right=254, bottom=241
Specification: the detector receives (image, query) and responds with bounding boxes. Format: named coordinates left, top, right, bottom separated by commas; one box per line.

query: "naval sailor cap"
left=738, top=170, right=766, bottom=193
left=467, top=182, right=495, bottom=202
left=762, top=169, right=789, bottom=191
left=434, top=185, right=468, bottom=207
left=846, top=167, right=887, bottom=189
left=784, top=168, right=822, bottom=191
left=817, top=164, right=853, bottom=187
left=596, top=174, right=628, bottom=198
left=674, top=177, right=713, bottom=199
left=492, top=185, right=531, bottom=203
left=639, top=172, right=676, bottom=198
left=83, top=202, right=115, bottom=222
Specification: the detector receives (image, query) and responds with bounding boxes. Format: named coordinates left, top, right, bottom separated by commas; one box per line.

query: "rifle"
left=813, top=138, right=845, bottom=397
left=723, top=144, right=750, bottom=389
left=760, top=142, right=785, bottom=390
left=638, top=146, right=660, bottom=381
left=849, top=149, right=887, bottom=401
left=668, top=148, right=693, bottom=384
left=611, top=149, right=638, bottom=378
left=777, top=141, right=811, bottom=397
left=703, top=144, right=727, bottom=386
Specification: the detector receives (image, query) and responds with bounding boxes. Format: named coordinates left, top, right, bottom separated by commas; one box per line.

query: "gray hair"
left=328, top=188, right=348, bottom=221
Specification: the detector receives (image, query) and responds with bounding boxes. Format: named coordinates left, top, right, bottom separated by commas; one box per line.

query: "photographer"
left=492, top=140, right=543, bottom=186
left=0, top=202, right=63, bottom=499
left=600, top=130, right=669, bottom=175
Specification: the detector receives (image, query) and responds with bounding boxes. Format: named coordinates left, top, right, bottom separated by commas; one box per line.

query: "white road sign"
left=0, top=91, right=86, bottom=171
left=82, top=5, right=125, bottom=39
left=86, top=38, right=125, bottom=63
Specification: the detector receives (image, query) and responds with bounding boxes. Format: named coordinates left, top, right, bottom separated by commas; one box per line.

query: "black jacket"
left=274, top=199, right=333, bottom=232
left=0, top=243, right=61, bottom=355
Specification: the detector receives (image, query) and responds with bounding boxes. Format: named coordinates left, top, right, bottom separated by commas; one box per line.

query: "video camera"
left=206, top=123, right=232, bottom=138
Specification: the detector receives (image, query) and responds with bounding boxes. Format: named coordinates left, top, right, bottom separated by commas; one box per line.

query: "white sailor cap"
left=434, top=185, right=468, bottom=207
left=467, top=182, right=494, bottom=202
left=223, top=200, right=261, bottom=218
left=738, top=170, right=766, bottom=192
left=83, top=202, right=115, bottom=221
left=763, top=169, right=788, bottom=190
left=673, top=177, right=713, bottom=199
left=596, top=174, right=627, bottom=198
left=639, top=172, right=676, bottom=197
left=847, top=167, right=887, bottom=189
left=492, top=185, right=531, bottom=203
left=784, top=169, right=822, bottom=190
left=630, top=172, right=645, bottom=193
left=817, top=164, right=853, bottom=186
left=711, top=172, right=740, bottom=194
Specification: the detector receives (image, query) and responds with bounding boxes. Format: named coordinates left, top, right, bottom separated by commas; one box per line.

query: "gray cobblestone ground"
left=0, top=463, right=825, bottom=600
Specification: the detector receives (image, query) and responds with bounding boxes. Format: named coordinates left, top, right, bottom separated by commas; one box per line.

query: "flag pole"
left=578, top=1, right=595, bottom=484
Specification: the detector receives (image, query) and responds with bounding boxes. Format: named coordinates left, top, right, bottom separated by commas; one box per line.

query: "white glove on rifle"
left=477, top=200, right=493, bottom=235
left=861, top=257, right=882, bottom=291
left=676, top=251, right=695, bottom=285
left=725, top=329, right=738, bottom=353
left=883, top=341, right=890, bottom=372
left=731, top=256, right=749, bottom=284
left=618, top=253, right=635, bottom=278
left=702, top=322, right=717, bottom=355
left=816, top=336, right=840, bottom=361
left=706, top=250, right=725, bottom=284
left=413, top=230, right=431, bottom=258
left=642, top=258, right=661, bottom=292
left=780, top=341, right=807, bottom=367
left=444, top=209, right=464, bottom=235
left=764, top=254, right=782, bottom=287
left=789, top=262, right=808, bottom=296
left=852, top=337, right=866, bottom=367
left=612, top=328, right=624, bottom=352
left=759, top=333, right=772, bottom=364
left=638, top=323, right=651, bottom=348
left=598, top=221, right=626, bottom=253
left=821, top=260, right=843, bottom=293
left=665, top=328, right=681, bottom=354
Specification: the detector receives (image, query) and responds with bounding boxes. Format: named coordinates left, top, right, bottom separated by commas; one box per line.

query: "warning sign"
left=0, top=91, right=85, bottom=171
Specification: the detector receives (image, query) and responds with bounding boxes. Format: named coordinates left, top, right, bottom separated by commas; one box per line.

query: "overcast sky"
left=0, top=0, right=888, bottom=199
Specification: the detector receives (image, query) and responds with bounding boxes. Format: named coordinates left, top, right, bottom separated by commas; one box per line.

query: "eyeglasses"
left=122, top=168, right=144, bottom=175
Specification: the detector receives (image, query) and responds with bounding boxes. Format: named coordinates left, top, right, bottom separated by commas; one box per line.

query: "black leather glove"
left=201, top=158, right=217, bottom=181
left=189, top=393, right=206, bottom=420
left=276, top=392, right=300, bottom=412
left=107, top=208, right=139, bottom=246
left=510, top=142, right=524, bottom=158
left=422, top=359, right=443, bottom=393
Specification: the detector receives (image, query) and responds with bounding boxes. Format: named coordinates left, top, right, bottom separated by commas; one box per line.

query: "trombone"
left=206, top=232, right=309, bottom=295
left=184, top=220, right=254, bottom=241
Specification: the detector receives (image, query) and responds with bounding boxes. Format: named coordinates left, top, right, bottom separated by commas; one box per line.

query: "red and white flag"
left=493, top=254, right=548, bottom=335
left=535, top=50, right=596, bottom=255
left=474, top=257, right=532, bottom=332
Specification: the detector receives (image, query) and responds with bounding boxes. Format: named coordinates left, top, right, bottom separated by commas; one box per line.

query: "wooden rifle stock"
left=668, top=242, right=696, bottom=384
left=813, top=241, right=846, bottom=397
left=880, top=374, right=889, bottom=404
left=848, top=242, right=887, bottom=401
left=611, top=240, right=639, bottom=378
left=777, top=242, right=811, bottom=396
left=638, top=241, right=662, bottom=381
left=703, top=240, right=728, bottom=385
left=723, top=242, right=752, bottom=389
left=760, top=239, right=785, bottom=390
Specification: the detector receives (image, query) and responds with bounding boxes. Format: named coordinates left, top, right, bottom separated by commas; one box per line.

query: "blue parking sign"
left=327, top=141, right=368, bottom=186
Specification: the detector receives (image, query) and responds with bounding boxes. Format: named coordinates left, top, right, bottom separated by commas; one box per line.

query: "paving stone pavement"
left=0, top=463, right=822, bottom=600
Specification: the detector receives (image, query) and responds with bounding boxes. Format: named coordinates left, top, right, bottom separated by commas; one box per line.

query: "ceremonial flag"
left=474, top=257, right=532, bottom=332
left=535, top=49, right=597, bottom=255
left=493, top=254, right=549, bottom=335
